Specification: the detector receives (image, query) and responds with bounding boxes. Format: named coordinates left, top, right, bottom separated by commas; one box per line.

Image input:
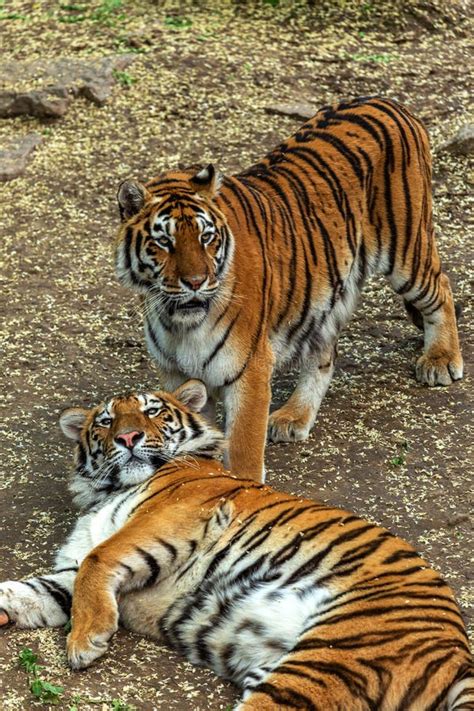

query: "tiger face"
left=115, top=165, right=234, bottom=326
left=59, top=380, right=224, bottom=506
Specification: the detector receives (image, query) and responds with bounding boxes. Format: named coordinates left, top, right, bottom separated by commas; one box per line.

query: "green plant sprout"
left=19, top=648, right=64, bottom=704
left=390, top=440, right=409, bottom=467
left=113, top=69, right=135, bottom=87
left=164, top=16, right=192, bottom=29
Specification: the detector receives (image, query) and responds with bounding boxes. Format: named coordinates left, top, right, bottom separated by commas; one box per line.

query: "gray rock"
left=441, top=124, right=474, bottom=156
left=265, top=102, right=317, bottom=121
left=0, top=133, right=42, bottom=181
left=0, top=88, right=71, bottom=119
left=0, top=55, right=135, bottom=119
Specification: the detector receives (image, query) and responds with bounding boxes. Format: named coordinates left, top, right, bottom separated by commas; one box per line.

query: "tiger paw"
left=268, top=405, right=314, bottom=443
left=415, top=352, right=463, bottom=387
left=0, top=609, right=11, bottom=626
left=0, top=581, right=43, bottom=628
left=67, top=627, right=115, bottom=670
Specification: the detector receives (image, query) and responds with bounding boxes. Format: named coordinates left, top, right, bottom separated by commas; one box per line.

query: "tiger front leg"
left=66, top=553, right=119, bottom=670
left=67, top=533, right=174, bottom=669
left=223, top=353, right=272, bottom=482
left=268, top=345, right=336, bottom=444
left=67, top=501, right=234, bottom=669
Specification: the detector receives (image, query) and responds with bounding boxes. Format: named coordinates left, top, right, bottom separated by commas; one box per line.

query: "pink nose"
left=115, top=430, right=143, bottom=449
left=182, top=274, right=206, bottom=291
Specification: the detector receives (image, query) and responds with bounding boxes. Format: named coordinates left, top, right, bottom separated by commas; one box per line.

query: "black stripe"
left=383, top=548, right=420, bottom=565
left=122, top=226, right=147, bottom=287
left=285, top=523, right=376, bottom=584
left=332, top=531, right=392, bottom=569
left=270, top=664, right=328, bottom=689
left=135, top=547, right=160, bottom=586
left=270, top=516, right=344, bottom=568
left=119, top=562, right=134, bottom=577
left=319, top=607, right=468, bottom=638
left=397, top=650, right=458, bottom=709
left=253, top=681, right=319, bottom=710
left=37, top=578, right=72, bottom=615
left=156, top=538, right=178, bottom=560
left=308, top=131, right=364, bottom=185
left=202, top=310, right=240, bottom=368
left=283, top=658, right=372, bottom=704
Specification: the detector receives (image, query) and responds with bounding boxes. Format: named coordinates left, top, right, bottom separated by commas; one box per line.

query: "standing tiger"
left=0, top=380, right=472, bottom=710
left=115, top=96, right=463, bottom=482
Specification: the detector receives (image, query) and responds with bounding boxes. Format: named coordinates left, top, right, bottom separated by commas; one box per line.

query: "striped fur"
left=1, top=382, right=472, bottom=709
left=115, top=96, right=463, bottom=482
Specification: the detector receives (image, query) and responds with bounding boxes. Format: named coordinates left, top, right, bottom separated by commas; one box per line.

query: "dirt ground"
left=0, top=1, right=472, bottom=709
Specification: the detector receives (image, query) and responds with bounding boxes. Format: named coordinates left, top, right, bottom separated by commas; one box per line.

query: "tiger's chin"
left=118, top=459, right=162, bottom=486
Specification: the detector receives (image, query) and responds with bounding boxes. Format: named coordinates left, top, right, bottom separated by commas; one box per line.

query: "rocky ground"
left=0, top=1, right=472, bottom=709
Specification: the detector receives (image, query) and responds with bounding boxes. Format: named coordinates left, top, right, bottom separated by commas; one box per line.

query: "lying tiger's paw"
left=67, top=627, right=115, bottom=670
left=0, top=608, right=11, bottom=627
left=415, top=353, right=463, bottom=387
left=0, top=581, right=43, bottom=628
left=268, top=406, right=313, bottom=443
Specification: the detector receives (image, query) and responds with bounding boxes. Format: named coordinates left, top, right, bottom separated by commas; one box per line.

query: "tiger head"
left=114, top=165, right=234, bottom=327
left=59, top=379, right=225, bottom=508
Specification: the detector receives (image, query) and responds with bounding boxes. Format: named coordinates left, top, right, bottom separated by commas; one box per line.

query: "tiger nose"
left=182, top=274, right=207, bottom=291
left=115, top=430, right=144, bottom=449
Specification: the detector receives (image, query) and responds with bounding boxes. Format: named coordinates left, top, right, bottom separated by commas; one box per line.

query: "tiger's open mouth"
left=175, top=298, right=210, bottom=312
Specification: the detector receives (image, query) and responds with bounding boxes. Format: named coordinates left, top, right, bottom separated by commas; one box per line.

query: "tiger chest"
left=144, top=313, right=240, bottom=387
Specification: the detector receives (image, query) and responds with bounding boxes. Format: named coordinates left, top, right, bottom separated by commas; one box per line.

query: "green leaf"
left=113, top=70, right=135, bottom=87
left=0, top=11, right=27, bottom=19
left=353, top=52, right=395, bottom=64
left=60, top=3, right=86, bottom=9
left=164, top=16, right=192, bottom=29
left=58, top=14, right=86, bottom=23
left=91, top=0, right=124, bottom=24
left=110, top=701, right=136, bottom=711
left=30, top=679, right=44, bottom=698
left=18, top=648, right=41, bottom=675
left=390, top=454, right=405, bottom=466
left=30, top=678, right=64, bottom=703
left=390, top=441, right=409, bottom=467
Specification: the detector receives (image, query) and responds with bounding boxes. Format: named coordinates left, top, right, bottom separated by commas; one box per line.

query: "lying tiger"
left=0, top=381, right=472, bottom=710
left=115, top=96, right=463, bottom=482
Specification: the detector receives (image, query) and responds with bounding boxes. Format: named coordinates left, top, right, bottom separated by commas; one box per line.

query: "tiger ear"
left=117, top=179, right=150, bottom=221
left=173, top=379, right=208, bottom=412
left=190, top=164, right=222, bottom=198
left=59, top=407, right=89, bottom=442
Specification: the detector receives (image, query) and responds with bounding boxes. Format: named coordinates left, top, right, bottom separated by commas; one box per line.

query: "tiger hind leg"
left=268, top=346, right=336, bottom=443
left=402, top=271, right=463, bottom=386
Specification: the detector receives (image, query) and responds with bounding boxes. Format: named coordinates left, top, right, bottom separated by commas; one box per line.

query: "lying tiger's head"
left=59, top=379, right=225, bottom=508
left=115, top=165, right=234, bottom=327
